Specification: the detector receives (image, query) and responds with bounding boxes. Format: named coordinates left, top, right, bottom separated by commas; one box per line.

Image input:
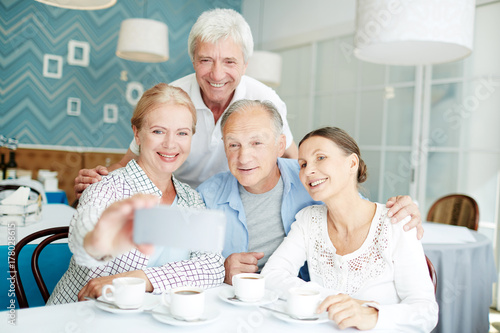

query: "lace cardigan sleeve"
left=374, top=222, right=439, bottom=332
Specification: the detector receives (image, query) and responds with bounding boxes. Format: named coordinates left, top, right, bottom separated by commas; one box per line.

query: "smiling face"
left=193, top=37, right=247, bottom=110
left=133, top=103, right=193, bottom=182
left=298, top=136, right=359, bottom=202
left=223, top=105, right=286, bottom=194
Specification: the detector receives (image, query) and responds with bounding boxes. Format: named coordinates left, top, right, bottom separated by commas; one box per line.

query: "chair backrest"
left=426, top=194, right=479, bottom=231
left=426, top=255, right=437, bottom=294
left=10, top=227, right=69, bottom=308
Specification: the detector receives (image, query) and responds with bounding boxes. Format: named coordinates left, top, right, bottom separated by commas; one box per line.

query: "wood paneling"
left=0, top=147, right=123, bottom=205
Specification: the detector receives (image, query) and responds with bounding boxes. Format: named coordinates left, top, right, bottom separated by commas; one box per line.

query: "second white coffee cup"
left=101, top=277, right=146, bottom=309
left=162, top=286, right=205, bottom=321
left=286, top=287, right=321, bottom=318
left=232, top=273, right=265, bottom=302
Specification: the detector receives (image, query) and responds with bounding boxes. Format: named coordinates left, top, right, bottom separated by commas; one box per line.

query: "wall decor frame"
left=43, top=54, right=63, bottom=79
left=67, top=97, right=81, bottom=116
left=125, top=81, right=144, bottom=106
left=103, top=104, right=118, bottom=123
left=67, top=40, right=90, bottom=67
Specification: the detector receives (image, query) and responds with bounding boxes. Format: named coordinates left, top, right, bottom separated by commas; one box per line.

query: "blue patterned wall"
left=0, top=0, right=241, bottom=150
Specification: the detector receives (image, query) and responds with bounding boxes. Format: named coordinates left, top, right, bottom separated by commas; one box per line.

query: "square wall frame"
left=67, top=40, right=90, bottom=67
left=43, top=54, right=63, bottom=79
left=103, top=104, right=118, bottom=123
left=67, top=97, right=81, bottom=116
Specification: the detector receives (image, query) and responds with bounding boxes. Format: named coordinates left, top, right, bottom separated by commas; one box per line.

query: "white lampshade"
left=245, top=51, right=282, bottom=87
left=354, top=0, right=476, bottom=65
left=35, top=0, right=116, bottom=10
left=116, top=18, right=169, bottom=63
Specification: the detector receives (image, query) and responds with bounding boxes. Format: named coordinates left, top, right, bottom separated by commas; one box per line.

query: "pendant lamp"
left=354, top=0, right=475, bottom=65
left=246, top=51, right=282, bottom=87
left=35, top=0, right=116, bottom=10
left=116, top=18, right=169, bottom=63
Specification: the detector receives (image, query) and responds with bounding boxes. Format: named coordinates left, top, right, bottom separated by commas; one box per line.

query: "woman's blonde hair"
left=130, top=83, right=197, bottom=134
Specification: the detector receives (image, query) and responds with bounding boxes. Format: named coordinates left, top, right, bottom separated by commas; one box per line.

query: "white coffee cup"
left=162, top=286, right=205, bottom=321
left=286, top=287, right=321, bottom=318
left=101, top=277, right=146, bottom=309
left=232, top=273, right=265, bottom=302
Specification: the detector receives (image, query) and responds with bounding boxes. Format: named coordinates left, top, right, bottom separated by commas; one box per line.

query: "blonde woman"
left=48, top=83, right=224, bottom=305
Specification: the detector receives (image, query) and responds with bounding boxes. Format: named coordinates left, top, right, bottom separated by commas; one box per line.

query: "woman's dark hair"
left=299, top=127, right=367, bottom=183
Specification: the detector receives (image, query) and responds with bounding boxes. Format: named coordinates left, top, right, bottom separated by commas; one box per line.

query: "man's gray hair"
left=188, top=8, right=254, bottom=63
left=221, top=100, right=283, bottom=139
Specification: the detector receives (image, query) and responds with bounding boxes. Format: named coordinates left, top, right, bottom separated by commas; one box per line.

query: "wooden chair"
left=10, top=227, right=69, bottom=308
left=426, top=194, right=479, bottom=231
left=426, top=255, right=437, bottom=294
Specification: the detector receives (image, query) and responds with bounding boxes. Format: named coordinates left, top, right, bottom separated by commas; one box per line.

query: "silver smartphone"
left=133, top=205, right=226, bottom=253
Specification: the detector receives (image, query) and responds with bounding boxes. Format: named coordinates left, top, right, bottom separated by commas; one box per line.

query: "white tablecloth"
left=423, top=223, right=497, bottom=333
left=0, top=204, right=75, bottom=245
left=0, top=285, right=373, bottom=333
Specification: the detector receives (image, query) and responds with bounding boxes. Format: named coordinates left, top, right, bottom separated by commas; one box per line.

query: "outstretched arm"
left=83, top=194, right=158, bottom=261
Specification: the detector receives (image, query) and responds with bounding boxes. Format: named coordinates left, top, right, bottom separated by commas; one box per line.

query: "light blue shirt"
left=197, top=158, right=322, bottom=258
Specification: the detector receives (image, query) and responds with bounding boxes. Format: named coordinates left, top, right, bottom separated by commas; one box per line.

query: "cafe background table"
left=422, top=222, right=497, bottom=333
left=1, top=285, right=378, bottom=333
left=0, top=204, right=75, bottom=309
left=45, top=190, right=69, bottom=205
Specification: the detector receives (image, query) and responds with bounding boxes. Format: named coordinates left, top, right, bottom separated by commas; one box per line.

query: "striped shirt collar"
left=125, top=159, right=194, bottom=205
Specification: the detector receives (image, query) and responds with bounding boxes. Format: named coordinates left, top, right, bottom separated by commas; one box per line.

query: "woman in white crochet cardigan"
left=261, top=127, right=438, bottom=332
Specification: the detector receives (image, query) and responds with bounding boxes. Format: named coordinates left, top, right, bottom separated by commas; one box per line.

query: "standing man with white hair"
left=74, top=8, right=298, bottom=195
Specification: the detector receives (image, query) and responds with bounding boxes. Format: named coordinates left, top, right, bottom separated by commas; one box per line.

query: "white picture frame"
left=103, top=104, right=118, bottom=123
left=67, top=40, right=90, bottom=67
left=43, top=54, right=63, bottom=79
left=67, top=97, right=81, bottom=116
left=126, top=82, right=144, bottom=106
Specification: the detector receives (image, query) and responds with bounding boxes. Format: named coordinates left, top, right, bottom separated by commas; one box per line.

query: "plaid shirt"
left=47, top=160, right=224, bottom=305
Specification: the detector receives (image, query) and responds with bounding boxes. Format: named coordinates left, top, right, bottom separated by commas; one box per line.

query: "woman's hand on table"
left=83, top=194, right=158, bottom=260
left=78, top=270, right=153, bottom=301
left=386, top=195, right=424, bottom=239
left=317, top=294, right=378, bottom=330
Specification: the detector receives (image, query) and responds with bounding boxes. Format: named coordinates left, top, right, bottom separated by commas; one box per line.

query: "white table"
left=1, top=286, right=370, bottom=333
left=422, top=222, right=497, bottom=333
left=0, top=204, right=76, bottom=245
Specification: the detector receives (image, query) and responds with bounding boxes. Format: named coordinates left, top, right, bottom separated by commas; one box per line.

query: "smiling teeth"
left=310, top=179, right=326, bottom=186
left=158, top=153, right=175, bottom=158
left=210, top=82, right=224, bottom=88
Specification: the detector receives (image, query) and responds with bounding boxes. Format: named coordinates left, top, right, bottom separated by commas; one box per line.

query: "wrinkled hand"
left=74, top=166, right=109, bottom=199
left=83, top=194, right=158, bottom=260
left=78, top=270, right=152, bottom=301
left=317, top=294, right=378, bottom=330
left=386, top=195, right=423, bottom=239
left=223, top=252, right=265, bottom=285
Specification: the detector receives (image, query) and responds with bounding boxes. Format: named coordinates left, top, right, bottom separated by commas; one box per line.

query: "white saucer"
left=151, top=305, right=220, bottom=326
left=94, top=293, right=161, bottom=314
left=218, top=286, right=279, bottom=306
left=267, top=303, right=329, bottom=325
